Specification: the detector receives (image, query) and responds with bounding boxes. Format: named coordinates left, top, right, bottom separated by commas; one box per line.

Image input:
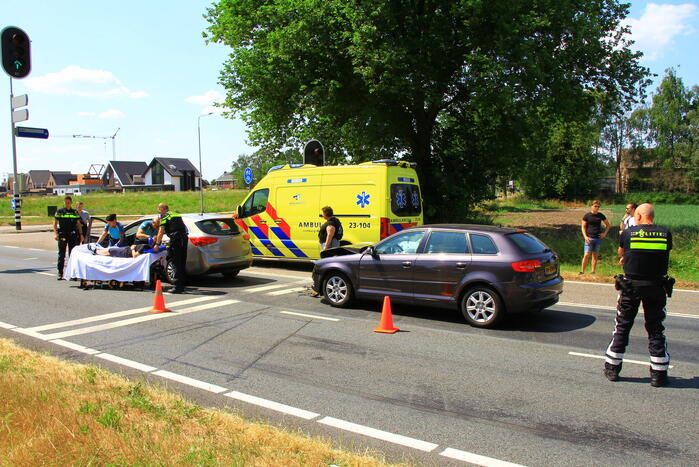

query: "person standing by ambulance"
left=53, top=195, right=84, bottom=280
left=154, top=203, right=188, bottom=293
left=318, top=206, right=343, bottom=251
left=604, top=203, right=674, bottom=387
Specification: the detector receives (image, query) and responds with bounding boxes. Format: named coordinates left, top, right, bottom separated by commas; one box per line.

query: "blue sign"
left=10, top=199, right=16, bottom=210
left=243, top=167, right=253, bottom=185
left=15, top=127, right=49, bottom=139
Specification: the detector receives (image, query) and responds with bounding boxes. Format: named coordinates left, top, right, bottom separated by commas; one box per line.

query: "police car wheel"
left=323, top=272, right=353, bottom=307
left=461, top=286, right=503, bottom=328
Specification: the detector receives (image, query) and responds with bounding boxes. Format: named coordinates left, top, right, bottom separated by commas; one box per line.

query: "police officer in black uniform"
left=154, top=203, right=188, bottom=293
left=53, top=195, right=84, bottom=280
left=604, top=203, right=674, bottom=387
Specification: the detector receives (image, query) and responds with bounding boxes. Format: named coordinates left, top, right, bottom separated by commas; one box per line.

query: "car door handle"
left=258, top=220, right=267, bottom=224
left=274, top=219, right=283, bottom=223
left=456, top=262, right=468, bottom=269
left=402, top=261, right=412, bottom=268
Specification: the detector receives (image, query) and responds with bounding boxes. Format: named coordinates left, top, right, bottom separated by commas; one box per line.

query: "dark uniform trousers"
left=58, top=234, right=80, bottom=275
left=606, top=282, right=670, bottom=371
left=169, top=232, right=188, bottom=291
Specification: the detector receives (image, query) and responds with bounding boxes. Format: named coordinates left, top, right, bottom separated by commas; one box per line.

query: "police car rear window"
left=391, top=184, right=421, bottom=217
left=195, top=219, right=240, bottom=236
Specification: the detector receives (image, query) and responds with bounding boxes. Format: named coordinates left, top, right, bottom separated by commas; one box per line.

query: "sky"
left=1, top=1, right=698, bottom=183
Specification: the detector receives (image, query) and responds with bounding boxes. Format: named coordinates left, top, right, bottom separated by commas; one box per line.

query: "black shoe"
left=604, top=362, right=622, bottom=381
left=87, top=243, right=97, bottom=255
left=57, top=274, right=63, bottom=281
left=650, top=369, right=668, bottom=387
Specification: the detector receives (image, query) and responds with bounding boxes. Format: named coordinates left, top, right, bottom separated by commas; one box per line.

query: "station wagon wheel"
left=461, top=286, right=504, bottom=328
left=165, top=259, right=176, bottom=284
left=322, top=272, right=353, bottom=307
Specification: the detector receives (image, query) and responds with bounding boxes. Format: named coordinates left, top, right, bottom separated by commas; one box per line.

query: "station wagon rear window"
left=470, top=234, right=498, bottom=254
left=391, top=184, right=421, bottom=217
left=195, top=219, right=240, bottom=236
left=507, top=232, right=549, bottom=254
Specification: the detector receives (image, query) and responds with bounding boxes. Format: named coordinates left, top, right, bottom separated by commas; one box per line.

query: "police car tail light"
left=511, top=259, right=542, bottom=272
left=380, top=218, right=390, bottom=239
left=189, top=237, right=218, bottom=247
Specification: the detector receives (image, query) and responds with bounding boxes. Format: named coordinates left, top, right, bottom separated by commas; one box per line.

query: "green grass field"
left=494, top=202, right=699, bottom=284
left=0, top=190, right=250, bottom=224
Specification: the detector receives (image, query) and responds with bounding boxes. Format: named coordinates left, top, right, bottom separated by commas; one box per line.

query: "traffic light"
left=303, top=139, right=325, bottom=166
left=2, top=26, right=31, bottom=79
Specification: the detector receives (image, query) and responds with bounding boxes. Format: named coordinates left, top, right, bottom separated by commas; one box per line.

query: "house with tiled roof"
left=101, top=161, right=149, bottom=188
left=143, top=157, right=201, bottom=191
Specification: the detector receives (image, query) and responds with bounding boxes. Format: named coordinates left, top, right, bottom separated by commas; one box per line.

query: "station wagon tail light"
left=511, top=259, right=542, bottom=272
left=380, top=217, right=390, bottom=239
left=242, top=233, right=250, bottom=241
left=189, top=237, right=218, bottom=247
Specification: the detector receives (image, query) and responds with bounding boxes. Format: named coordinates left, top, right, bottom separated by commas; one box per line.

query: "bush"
left=601, top=192, right=699, bottom=205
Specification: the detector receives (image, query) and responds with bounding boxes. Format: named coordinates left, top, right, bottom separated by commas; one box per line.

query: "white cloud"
left=625, top=3, right=698, bottom=60
left=78, top=111, right=96, bottom=117
left=98, top=109, right=125, bottom=119
left=25, top=66, right=148, bottom=98
left=185, top=90, right=225, bottom=114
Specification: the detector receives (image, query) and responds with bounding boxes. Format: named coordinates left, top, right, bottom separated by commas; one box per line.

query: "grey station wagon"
left=312, top=224, right=563, bottom=328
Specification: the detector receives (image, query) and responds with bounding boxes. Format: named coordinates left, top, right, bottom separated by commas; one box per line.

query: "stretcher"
left=65, top=244, right=167, bottom=289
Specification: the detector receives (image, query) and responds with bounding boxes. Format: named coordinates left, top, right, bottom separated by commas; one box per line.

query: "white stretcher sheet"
left=66, top=244, right=166, bottom=282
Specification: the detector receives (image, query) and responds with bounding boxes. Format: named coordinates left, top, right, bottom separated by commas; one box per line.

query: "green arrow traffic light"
left=1, top=26, right=31, bottom=79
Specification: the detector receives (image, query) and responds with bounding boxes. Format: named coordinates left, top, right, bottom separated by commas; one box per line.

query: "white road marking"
left=23, top=257, right=38, bottom=260
left=3, top=246, right=19, bottom=249
left=317, top=416, right=439, bottom=452
left=568, top=351, right=675, bottom=369
left=50, top=339, right=101, bottom=355
left=557, top=301, right=698, bottom=319
left=440, top=447, right=526, bottom=467
left=35, top=272, right=55, bottom=276
left=96, top=353, right=157, bottom=372
left=26, top=296, right=219, bottom=332
left=242, top=282, right=303, bottom=293
left=280, top=311, right=340, bottom=322
left=242, top=269, right=309, bottom=280
left=41, top=299, right=240, bottom=340
left=153, top=370, right=228, bottom=393
left=27, top=248, right=43, bottom=251
left=267, top=287, right=307, bottom=296
left=225, top=391, right=320, bottom=420
left=12, top=328, right=51, bottom=340
left=0, top=321, right=17, bottom=329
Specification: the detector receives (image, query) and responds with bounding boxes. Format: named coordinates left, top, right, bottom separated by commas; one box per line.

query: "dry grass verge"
left=0, top=338, right=408, bottom=466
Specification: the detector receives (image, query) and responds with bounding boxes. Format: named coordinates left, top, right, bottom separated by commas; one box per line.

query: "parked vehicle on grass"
left=234, top=159, right=423, bottom=260
left=90, top=214, right=252, bottom=282
left=311, top=224, right=563, bottom=328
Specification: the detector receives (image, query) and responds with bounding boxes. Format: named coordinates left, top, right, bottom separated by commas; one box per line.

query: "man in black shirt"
left=53, top=196, right=84, bottom=280
left=604, top=203, right=673, bottom=387
left=154, top=203, right=188, bottom=293
left=580, top=200, right=610, bottom=274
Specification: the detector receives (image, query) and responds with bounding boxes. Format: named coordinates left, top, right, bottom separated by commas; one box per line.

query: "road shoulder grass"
left=0, top=338, right=406, bottom=466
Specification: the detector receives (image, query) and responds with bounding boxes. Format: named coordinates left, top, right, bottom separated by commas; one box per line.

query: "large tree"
left=206, top=0, right=648, bottom=219
left=629, top=69, right=699, bottom=192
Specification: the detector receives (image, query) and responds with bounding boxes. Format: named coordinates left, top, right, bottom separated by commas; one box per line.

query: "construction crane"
left=56, top=128, right=121, bottom=161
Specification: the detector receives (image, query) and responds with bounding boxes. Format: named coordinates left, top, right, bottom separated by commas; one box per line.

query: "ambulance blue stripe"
left=249, top=227, right=284, bottom=256
left=250, top=243, right=264, bottom=256
left=391, top=223, right=405, bottom=232
left=271, top=227, right=308, bottom=258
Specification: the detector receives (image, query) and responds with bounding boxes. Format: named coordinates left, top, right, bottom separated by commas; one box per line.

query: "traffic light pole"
left=9, top=77, right=20, bottom=230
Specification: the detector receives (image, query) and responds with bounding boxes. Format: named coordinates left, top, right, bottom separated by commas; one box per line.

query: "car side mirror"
left=236, top=205, right=243, bottom=219
left=367, top=246, right=378, bottom=258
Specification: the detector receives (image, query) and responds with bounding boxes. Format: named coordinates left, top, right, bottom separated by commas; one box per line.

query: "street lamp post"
left=197, top=112, right=213, bottom=214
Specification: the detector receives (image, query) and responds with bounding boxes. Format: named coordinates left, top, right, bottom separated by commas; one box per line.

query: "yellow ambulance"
left=233, top=160, right=423, bottom=260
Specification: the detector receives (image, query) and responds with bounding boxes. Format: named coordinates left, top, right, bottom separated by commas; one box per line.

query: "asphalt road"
left=0, top=240, right=697, bottom=466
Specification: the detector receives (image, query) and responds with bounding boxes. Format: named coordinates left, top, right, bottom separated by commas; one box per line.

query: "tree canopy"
left=206, top=0, right=648, bottom=218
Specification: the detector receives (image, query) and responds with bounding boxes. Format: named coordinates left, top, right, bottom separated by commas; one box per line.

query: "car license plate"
left=545, top=264, right=556, bottom=275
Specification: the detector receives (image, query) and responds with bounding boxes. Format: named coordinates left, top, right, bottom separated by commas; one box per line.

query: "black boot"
left=604, top=362, right=622, bottom=381
left=650, top=369, right=668, bottom=387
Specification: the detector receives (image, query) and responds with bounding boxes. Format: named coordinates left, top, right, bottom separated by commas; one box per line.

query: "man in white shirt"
left=620, top=203, right=638, bottom=232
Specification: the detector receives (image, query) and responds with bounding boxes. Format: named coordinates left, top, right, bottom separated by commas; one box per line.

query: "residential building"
left=101, top=161, right=149, bottom=189
left=143, top=157, right=201, bottom=192
left=214, top=171, right=236, bottom=189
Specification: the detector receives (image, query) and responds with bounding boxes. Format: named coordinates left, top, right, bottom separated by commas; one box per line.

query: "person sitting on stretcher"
left=87, top=243, right=161, bottom=258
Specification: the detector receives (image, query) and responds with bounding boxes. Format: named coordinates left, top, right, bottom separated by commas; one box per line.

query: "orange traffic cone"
left=149, top=280, right=172, bottom=313
left=374, top=296, right=399, bottom=333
